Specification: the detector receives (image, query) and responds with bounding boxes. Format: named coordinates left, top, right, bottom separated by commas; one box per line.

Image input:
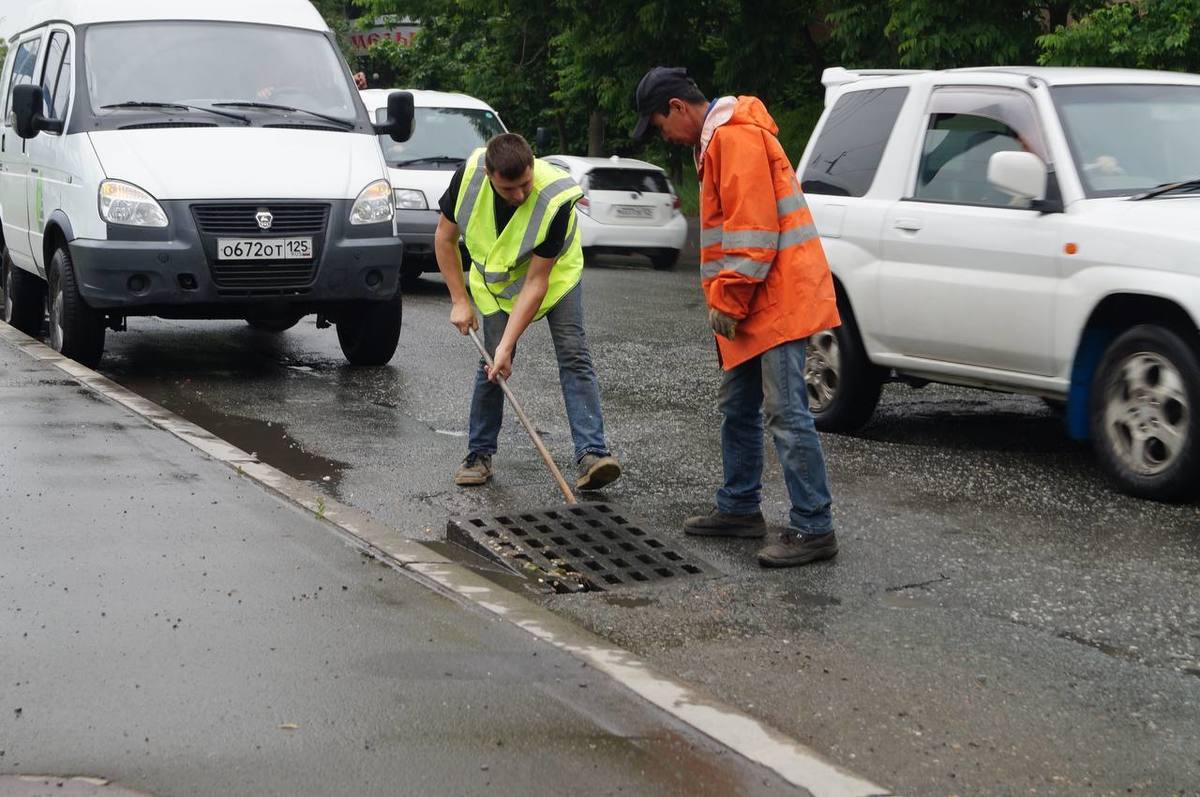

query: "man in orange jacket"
left=632, top=67, right=842, bottom=568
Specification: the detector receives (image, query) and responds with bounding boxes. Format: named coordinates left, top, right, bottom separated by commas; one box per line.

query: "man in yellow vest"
left=433, top=133, right=621, bottom=490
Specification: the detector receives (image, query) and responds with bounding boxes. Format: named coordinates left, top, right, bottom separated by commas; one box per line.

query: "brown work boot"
left=683, top=508, right=767, bottom=538
left=576, top=454, right=621, bottom=491
left=757, top=529, right=838, bottom=568
left=454, top=453, right=492, bottom=486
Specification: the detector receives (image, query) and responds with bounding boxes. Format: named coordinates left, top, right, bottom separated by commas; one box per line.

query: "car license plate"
left=613, top=205, right=654, bottom=219
left=217, top=237, right=313, bottom=260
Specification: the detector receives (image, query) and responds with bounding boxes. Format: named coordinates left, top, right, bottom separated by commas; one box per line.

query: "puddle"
left=783, top=590, right=842, bottom=609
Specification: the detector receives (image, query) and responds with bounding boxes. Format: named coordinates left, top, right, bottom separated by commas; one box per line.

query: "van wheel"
left=336, top=294, right=402, bottom=366
left=48, top=245, right=105, bottom=367
left=246, top=315, right=302, bottom=333
left=650, top=249, right=679, bottom=270
left=806, top=294, right=884, bottom=432
left=1090, top=324, right=1200, bottom=501
left=2, top=245, right=46, bottom=335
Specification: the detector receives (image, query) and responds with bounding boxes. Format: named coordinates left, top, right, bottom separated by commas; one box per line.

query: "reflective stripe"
left=722, top=229, right=779, bottom=250
left=701, top=255, right=771, bottom=281
left=457, top=152, right=488, bottom=228
left=700, top=226, right=723, bottom=248
left=498, top=274, right=526, bottom=299
left=559, top=214, right=579, bottom=256
left=516, top=177, right=580, bottom=263
left=778, top=223, right=818, bottom=249
left=483, top=267, right=509, bottom=284
left=700, top=260, right=721, bottom=280
left=777, top=192, right=806, bottom=217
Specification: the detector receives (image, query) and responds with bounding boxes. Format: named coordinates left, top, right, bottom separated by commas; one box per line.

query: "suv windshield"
left=84, top=21, right=357, bottom=124
left=1054, top=84, right=1200, bottom=197
left=378, top=107, right=504, bottom=168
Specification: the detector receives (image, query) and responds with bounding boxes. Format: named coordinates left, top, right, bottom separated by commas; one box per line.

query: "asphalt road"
left=87, top=249, right=1200, bottom=796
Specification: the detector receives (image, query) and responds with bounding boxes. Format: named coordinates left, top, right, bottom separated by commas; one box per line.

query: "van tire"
left=1090, top=324, right=1200, bottom=501
left=808, top=293, right=884, bottom=433
left=336, top=294, right=402, bottom=366
left=2, top=246, right=46, bottom=335
left=47, top=245, right=105, bottom=368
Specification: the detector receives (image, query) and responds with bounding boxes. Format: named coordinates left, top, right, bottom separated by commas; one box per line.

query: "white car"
left=799, top=66, right=1200, bottom=501
left=361, top=88, right=506, bottom=284
left=543, top=155, right=686, bottom=270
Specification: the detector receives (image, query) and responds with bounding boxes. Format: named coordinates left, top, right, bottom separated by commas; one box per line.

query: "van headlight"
left=351, top=180, right=395, bottom=225
left=99, top=180, right=168, bottom=227
left=393, top=188, right=428, bottom=210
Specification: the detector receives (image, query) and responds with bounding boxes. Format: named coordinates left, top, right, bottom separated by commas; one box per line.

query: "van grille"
left=192, top=204, right=329, bottom=235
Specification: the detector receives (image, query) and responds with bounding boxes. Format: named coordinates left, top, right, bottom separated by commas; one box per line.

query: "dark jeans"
left=468, top=284, right=609, bottom=462
left=716, top=338, right=834, bottom=535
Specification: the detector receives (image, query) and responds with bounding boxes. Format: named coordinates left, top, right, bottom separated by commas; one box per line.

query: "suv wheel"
left=1090, top=324, right=1199, bottom=501
left=47, top=246, right=105, bottom=367
left=2, top=246, right=46, bottom=335
left=806, top=295, right=884, bottom=432
left=335, top=294, right=402, bottom=366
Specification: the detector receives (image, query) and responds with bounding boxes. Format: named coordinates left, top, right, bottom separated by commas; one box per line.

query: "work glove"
left=708, top=308, right=737, bottom=341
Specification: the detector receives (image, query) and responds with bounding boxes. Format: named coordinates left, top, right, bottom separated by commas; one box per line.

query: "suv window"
left=914, top=88, right=1046, bottom=209
left=801, top=87, right=908, bottom=197
left=586, top=168, right=669, bottom=194
left=5, top=37, right=42, bottom=123
left=41, top=30, right=71, bottom=122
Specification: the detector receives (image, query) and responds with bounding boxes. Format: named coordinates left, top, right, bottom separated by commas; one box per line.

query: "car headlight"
left=393, top=188, right=428, bottom=211
left=350, top=180, right=394, bottom=225
left=99, top=180, right=168, bottom=227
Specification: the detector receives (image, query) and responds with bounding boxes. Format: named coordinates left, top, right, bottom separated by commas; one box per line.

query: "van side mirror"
left=12, top=84, right=64, bottom=139
left=987, top=150, right=1047, bottom=202
left=535, top=126, right=552, bottom=151
left=373, top=91, right=414, bottom=143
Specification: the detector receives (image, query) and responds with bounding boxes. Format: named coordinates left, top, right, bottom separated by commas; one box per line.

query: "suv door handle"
left=893, top=217, right=922, bottom=232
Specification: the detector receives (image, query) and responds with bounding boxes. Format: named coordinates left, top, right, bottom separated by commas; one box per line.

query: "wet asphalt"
left=73, top=233, right=1200, bottom=795
left=0, top=339, right=803, bottom=797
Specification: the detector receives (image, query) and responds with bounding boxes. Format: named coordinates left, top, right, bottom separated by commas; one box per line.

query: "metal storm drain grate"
left=447, top=502, right=715, bottom=593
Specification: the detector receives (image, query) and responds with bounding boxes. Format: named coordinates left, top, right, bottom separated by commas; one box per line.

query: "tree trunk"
left=587, top=110, right=606, bottom=157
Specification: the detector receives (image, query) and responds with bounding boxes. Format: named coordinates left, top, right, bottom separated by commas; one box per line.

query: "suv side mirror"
left=373, top=91, right=414, bottom=143
left=535, top=126, right=552, bottom=151
left=987, top=150, right=1046, bottom=202
left=12, top=84, right=64, bottom=139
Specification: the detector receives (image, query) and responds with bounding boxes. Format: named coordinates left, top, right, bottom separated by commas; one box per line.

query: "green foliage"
left=1039, top=0, right=1200, bottom=72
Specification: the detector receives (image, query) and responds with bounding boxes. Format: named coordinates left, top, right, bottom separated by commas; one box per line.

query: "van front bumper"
left=69, top=199, right=402, bottom=314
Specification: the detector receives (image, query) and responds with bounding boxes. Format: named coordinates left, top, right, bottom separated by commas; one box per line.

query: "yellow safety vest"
left=455, top=148, right=584, bottom=318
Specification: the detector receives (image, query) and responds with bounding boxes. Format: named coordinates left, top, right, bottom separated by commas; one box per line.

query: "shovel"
left=444, top=328, right=712, bottom=592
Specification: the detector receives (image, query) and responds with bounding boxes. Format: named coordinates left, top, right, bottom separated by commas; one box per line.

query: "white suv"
left=799, top=66, right=1200, bottom=501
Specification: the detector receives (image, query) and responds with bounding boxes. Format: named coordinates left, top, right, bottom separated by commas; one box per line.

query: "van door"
left=0, top=32, right=44, bottom=271
left=25, top=28, right=73, bottom=274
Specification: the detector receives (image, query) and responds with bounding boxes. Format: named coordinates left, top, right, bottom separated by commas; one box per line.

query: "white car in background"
left=543, top=155, right=686, bottom=270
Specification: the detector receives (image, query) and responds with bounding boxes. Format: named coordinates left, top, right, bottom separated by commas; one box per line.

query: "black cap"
left=632, top=66, right=695, bottom=142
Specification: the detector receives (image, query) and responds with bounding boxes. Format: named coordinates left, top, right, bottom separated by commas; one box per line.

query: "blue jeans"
left=716, top=338, right=834, bottom=535
left=468, top=284, right=610, bottom=462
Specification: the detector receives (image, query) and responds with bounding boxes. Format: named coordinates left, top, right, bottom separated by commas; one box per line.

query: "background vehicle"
left=0, top=0, right=413, bottom=367
left=361, top=88, right=505, bottom=286
left=543, top=155, right=686, bottom=270
left=799, top=66, right=1200, bottom=501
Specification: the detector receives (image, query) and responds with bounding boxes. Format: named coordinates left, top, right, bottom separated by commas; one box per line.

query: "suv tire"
left=807, top=292, right=885, bottom=433
left=1090, top=324, right=1200, bottom=501
left=2, top=246, right=46, bottom=336
left=47, top=245, right=105, bottom=367
left=336, top=294, right=402, bottom=366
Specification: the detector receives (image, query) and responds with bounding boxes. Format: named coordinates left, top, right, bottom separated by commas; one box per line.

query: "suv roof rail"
left=820, top=66, right=928, bottom=104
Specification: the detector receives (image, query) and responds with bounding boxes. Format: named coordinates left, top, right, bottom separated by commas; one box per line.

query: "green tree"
left=1039, top=0, right=1200, bottom=71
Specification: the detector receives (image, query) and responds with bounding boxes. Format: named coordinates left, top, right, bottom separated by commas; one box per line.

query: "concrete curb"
left=0, top=321, right=893, bottom=797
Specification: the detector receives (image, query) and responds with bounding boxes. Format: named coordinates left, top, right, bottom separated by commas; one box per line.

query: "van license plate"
left=217, top=238, right=313, bottom=260
left=614, top=205, right=653, bottom=219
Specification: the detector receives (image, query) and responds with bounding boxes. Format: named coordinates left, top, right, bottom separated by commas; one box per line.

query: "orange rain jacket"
left=696, top=96, right=840, bottom=370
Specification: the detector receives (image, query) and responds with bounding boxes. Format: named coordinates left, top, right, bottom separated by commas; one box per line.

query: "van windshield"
left=84, top=21, right=357, bottom=124
left=377, top=106, right=505, bottom=168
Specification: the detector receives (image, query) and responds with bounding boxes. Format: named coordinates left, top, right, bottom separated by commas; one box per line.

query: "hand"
left=450, top=300, right=478, bottom=334
left=708, top=308, right=737, bottom=340
left=487, top=344, right=513, bottom=382
left=354, top=71, right=367, bottom=90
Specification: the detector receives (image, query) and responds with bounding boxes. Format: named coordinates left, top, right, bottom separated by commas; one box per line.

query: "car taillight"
left=672, top=194, right=680, bottom=210
left=578, top=195, right=591, bottom=216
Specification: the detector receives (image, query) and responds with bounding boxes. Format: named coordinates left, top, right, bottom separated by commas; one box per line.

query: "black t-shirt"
left=438, top=163, right=573, bottom=259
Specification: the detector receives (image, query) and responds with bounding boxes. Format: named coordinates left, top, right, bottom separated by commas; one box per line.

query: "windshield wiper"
left=391, top=156, right=465, bottom=167
left=211, top=101, right=355, bottom=130
left=1130, top=177, right=1200, bottom=201
left=100, top=101, right=250, bottom=124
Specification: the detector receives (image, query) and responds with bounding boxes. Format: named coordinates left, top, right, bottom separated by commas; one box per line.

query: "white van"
left=360, top=89, right=506, bottom=284
left=0, top=0, right=415, bottom=367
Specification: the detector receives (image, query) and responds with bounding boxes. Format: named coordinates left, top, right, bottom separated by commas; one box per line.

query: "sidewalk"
left=0, top=335, right=806, bottom=797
